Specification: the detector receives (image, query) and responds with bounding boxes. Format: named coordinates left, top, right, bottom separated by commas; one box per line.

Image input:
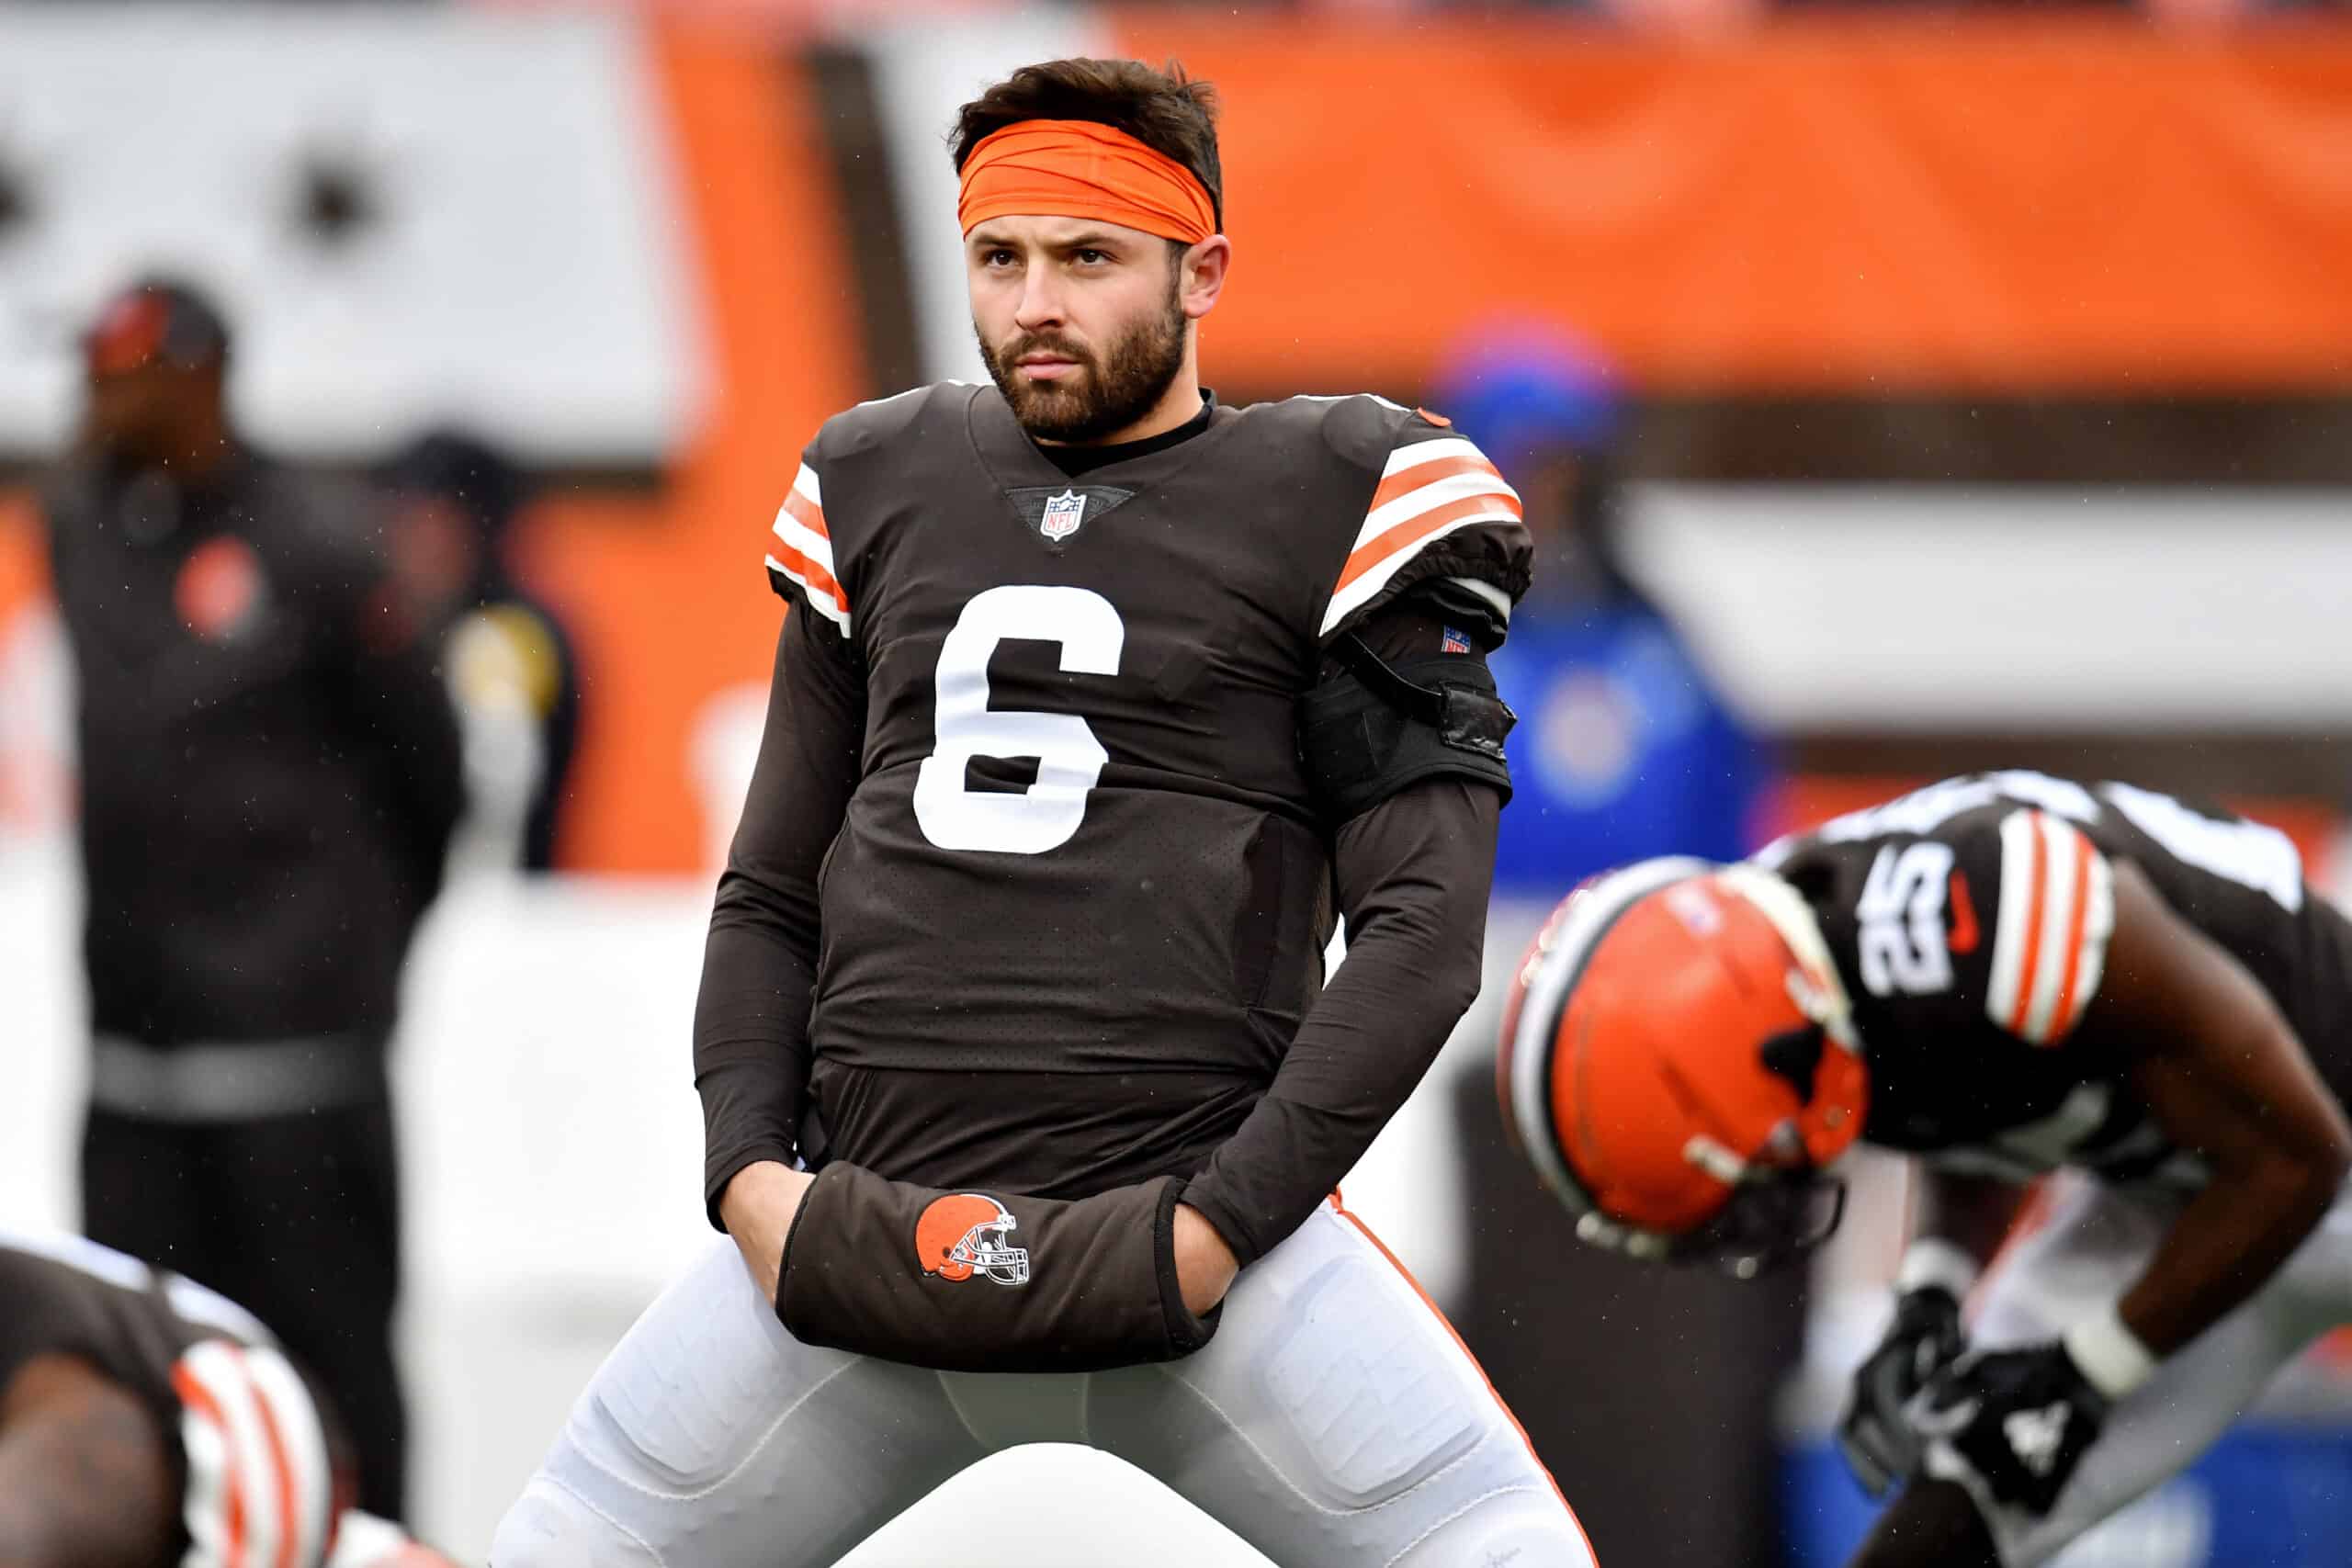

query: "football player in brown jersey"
left=0, top=1230, right=456, bottom=1568
left=495, top=56, right=1598, bottom=1568
left=1498, top=772, right=2352, bottom=1568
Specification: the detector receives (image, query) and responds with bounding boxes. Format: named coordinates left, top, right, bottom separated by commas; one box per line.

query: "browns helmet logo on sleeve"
left=175, top=535, right=269, bottom=644
left=913, top=1192, right=1030, bottom=1286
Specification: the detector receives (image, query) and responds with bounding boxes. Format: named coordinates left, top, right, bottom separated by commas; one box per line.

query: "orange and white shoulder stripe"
left=174, top=1339, right=334, bottom=1568
left=1319, top=436, right=1522, bottom=636
left=765, top=461, right=850, bottom=635
left=1987, top=809, right=2116, bottom=1046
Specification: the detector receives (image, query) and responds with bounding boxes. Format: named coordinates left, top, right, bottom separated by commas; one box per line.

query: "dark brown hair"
left=950, top=58, right=1223, bottom=231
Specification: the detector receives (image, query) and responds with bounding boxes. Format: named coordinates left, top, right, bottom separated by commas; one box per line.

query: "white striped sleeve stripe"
left=179, top=1340, right=277, bottom=1568
left=1348, top=468, right=1523, bottom=557
left=1319, top=511, right=1521, bottom=635
left=1985, top=809, right=2038, bottom=1033
left=764, top=555, right=851, bottom=633
left=1380, top=434, right=1491, bottom=479
left=770, top=505, right=838, bottom=583
left=243, top=1348, right=335, bottom=1568
left=765, top=459, right=850, bottom=634
left=1986, top=810, right=2115, bottom=1045
left=1446, top=574, right=1514, bottom=628
left=1317, top=433, right=1521, bottom=635
left=175, top=1390, right=237, bottom=1568
left=174, top=1341, right=339, bottom=1568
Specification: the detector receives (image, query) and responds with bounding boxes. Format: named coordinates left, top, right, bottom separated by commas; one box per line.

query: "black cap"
left=85, top=276, right=232, bottom=377
left=383, top=427, right=527, bottom=534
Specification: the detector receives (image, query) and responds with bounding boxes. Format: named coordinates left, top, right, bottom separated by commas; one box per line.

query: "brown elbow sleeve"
left=775, top=1165, right=1220, bottom=1373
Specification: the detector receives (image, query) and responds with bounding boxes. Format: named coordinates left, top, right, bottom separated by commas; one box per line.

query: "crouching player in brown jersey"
left=0, top=1230, right=455, bottom=1568
left=492, top=55, right=1597, bottom=1568
left=1498, top=771, right=2352, bottom=1568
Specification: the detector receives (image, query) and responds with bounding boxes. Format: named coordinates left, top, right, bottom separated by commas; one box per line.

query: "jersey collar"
left=966, top=383, right=1234, bottom=497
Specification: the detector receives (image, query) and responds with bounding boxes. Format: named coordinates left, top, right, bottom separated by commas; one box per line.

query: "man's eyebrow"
left=966, top=228, right=1136, bottom=253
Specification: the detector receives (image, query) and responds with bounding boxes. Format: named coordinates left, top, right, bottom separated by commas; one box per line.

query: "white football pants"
left=1939, top=1171, right=2352, bottom=1567
left=492, top=1201, right=1597, bottom=1568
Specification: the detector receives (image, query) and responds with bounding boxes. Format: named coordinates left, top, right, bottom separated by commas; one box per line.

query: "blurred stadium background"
left=6, top=3, right=2352, bottom=1564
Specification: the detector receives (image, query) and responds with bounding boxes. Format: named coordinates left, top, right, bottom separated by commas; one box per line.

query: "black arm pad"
left=1299, top=639, right=1516, bottom=824
left=775, top=1165, right=1219, bottom=1372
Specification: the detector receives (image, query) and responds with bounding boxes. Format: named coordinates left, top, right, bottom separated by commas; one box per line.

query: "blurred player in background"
left=0, top=1229, right=457, bottom=1568
left=38, top=277, right=465, bottom=1521
left=1435, top=326, right=1789, bottom=1564
left=381, top=430, right=581, bottom=874
left=1500, top=771, right=2352, bottom=1568
left=498, top=57, right=1597, bottom=1568
left=1434, top=321, right=1771, bottom=885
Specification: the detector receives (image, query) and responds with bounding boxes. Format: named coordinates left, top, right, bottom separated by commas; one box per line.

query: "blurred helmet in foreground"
left=1496, top=857, right=1869, bottom=1277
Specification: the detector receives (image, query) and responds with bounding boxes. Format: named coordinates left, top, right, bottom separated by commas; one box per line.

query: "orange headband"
left=957, top=119, right=1216, bottom=245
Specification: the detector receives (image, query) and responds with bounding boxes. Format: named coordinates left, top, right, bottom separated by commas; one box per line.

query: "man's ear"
left=1181, top=234, right=1231, bottom=321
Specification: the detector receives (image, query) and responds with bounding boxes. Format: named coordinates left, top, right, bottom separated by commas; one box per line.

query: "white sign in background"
left=1623, top=485, right=2352, bottom=731
left=0, top=7, right=707, bottom=465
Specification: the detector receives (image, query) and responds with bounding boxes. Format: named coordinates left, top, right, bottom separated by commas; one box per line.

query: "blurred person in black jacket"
left=38, top=276, right=463, bottom=1521
left=381, top=430, right=581, bottom=874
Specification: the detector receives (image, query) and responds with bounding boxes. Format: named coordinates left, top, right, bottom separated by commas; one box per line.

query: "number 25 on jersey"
left=1858, top=842, right=1960, bottom=998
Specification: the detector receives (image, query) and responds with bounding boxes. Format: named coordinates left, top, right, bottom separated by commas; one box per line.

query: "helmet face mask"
left=953, top=1214, right=1032, bottom=1286
left=1683, top=1165, right=1849, bottom=1280
left=1498, top=858, right=1869, bottom=1280
left=1544, top=1120, right=1848, bottom=1278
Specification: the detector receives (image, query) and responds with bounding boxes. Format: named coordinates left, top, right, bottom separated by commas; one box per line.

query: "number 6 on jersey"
left=911, top=584, right=1125, bottom=854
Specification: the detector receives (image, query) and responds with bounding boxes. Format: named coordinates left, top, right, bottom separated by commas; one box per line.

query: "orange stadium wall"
left=1107, top=12, right=2352, bottom=396
left=9, top=15, right=2352, bottom=874
left=512, top=26, right=865, bottom=874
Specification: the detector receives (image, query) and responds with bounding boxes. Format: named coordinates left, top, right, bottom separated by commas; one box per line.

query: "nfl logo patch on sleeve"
left=1040, top=489, right=1088, bottom=541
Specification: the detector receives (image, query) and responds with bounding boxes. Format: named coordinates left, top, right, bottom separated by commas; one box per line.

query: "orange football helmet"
left=913, top=1192, right=1031, bottom=1285
left=1497, top=857, right=1870, bottom=1276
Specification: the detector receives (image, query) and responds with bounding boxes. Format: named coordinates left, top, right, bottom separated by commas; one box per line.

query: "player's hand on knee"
left=718, top=1160, right=816, bottom=1304
left=1911, top=1342, right=2109, bottom=1517
left=1838, top=1282, right=1967, bottom=1496
left=1172, top=1203, right=1239, bottom=1315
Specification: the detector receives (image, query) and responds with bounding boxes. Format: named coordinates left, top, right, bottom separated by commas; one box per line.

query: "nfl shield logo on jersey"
left=1039, top=489, right=1088, bottom=542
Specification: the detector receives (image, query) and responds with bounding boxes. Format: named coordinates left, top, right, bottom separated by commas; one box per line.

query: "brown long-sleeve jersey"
left=695, top=385, right=1528, bottom=1265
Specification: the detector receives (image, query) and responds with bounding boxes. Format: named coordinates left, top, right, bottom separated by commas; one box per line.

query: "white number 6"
left=911, top=584, right=1124, bottom=855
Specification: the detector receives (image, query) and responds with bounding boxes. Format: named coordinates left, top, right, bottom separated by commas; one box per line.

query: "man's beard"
left=978, top=285, right=1188, bottom=444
